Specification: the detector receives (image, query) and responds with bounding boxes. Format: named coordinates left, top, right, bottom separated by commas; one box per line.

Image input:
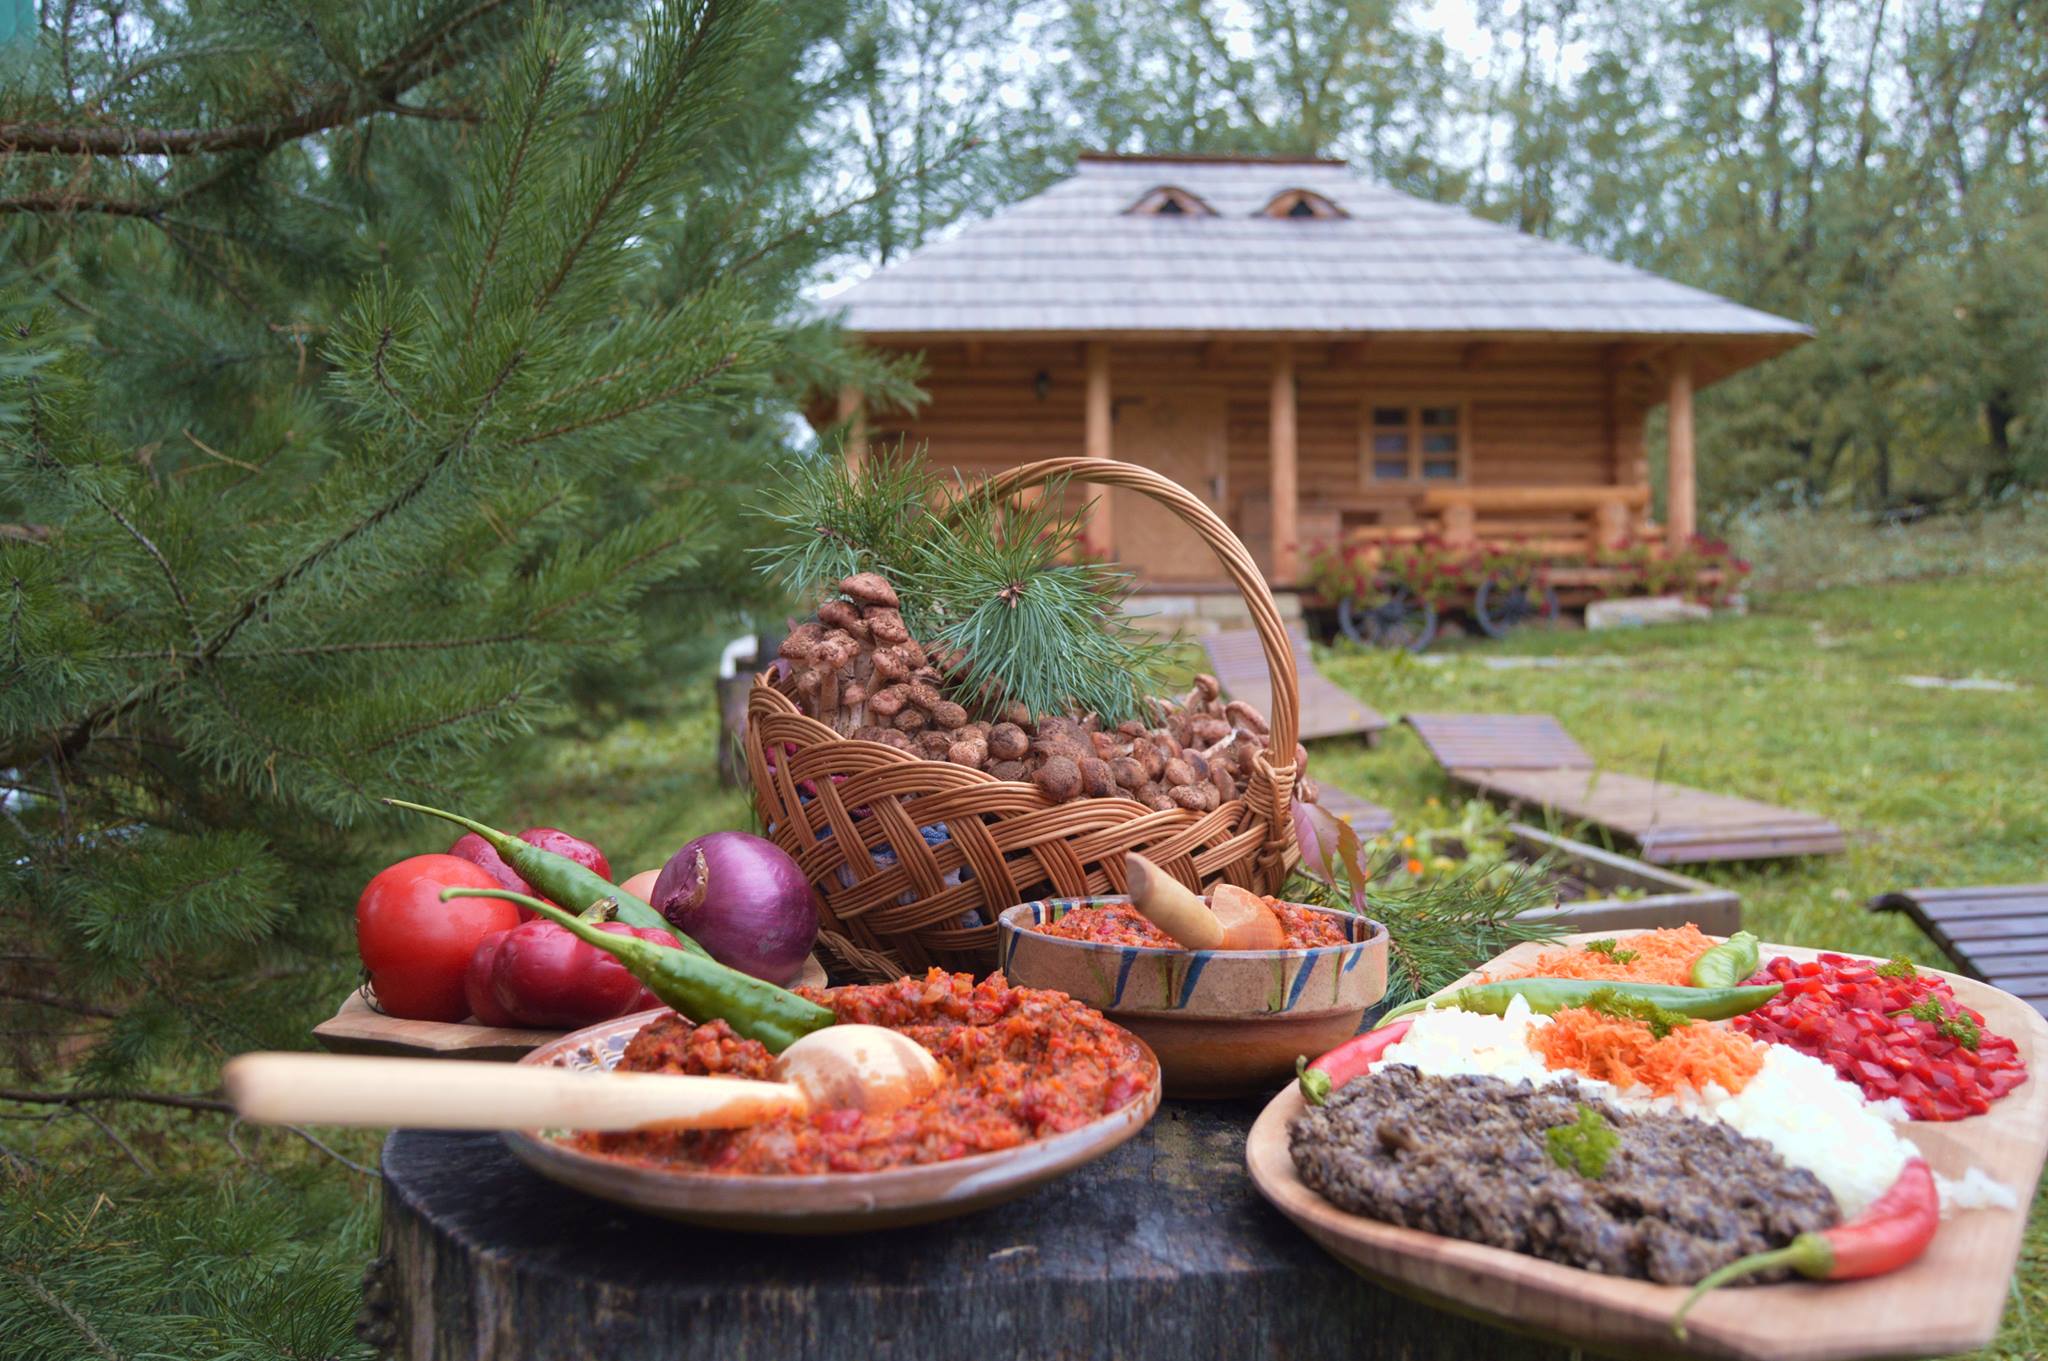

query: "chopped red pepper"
left=1733, top=954, right=2027, bottom=1120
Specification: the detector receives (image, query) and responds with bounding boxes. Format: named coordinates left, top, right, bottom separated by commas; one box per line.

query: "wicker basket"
left=743, top=457, right=1303, bottom=981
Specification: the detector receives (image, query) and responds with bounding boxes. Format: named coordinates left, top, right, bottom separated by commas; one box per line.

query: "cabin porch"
left=848, top=335, right=1754, bottom=592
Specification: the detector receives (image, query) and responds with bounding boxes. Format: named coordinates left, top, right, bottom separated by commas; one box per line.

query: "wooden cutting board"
left=1245, top=932, right=2048, bottom=1361
left=314, top=954, right=831, bottom=1060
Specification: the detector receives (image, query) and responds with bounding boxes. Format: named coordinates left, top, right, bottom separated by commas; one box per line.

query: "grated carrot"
left=1501, top=924, right=1716, bottom=986
left=1531, top=1006, right=1766, bottom=1097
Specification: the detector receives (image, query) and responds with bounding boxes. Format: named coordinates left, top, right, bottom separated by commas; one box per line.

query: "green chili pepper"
left=446, top=888, right=834, bottom=1053
left=1688, top=930, right=1761, bottom=989
left=387, top=797, right=691, bottom=951
left=1374, top=976, right=1782, bottom=1029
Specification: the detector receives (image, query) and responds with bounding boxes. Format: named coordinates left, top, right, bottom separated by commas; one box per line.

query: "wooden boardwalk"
left=1312, top=783, right=1395, bottom=837
left=1871, top=885, right=2048, bottom=1019
left=1204, top=624, right=1387, bottom=745
left=1403, top=713, right=1846, bottom=866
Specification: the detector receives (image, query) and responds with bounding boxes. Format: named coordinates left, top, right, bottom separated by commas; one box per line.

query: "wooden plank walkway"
left=1403, top=713, right=1846, bottom=866
left=1871, top=885, right=2048, bottom=1019
left=1312, top=783, right=1395, bottom=837
left=1204, top=624, right=1387, bottom=744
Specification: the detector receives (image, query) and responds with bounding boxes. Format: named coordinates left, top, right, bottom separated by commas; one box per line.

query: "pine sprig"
left=750, top=439, right=934, bottom=594
left=1289, top=836, right=1564, bottom=1008
left=913, top=478, right=1171, bottom=723
left=752, top=448, right=1172, bottom=724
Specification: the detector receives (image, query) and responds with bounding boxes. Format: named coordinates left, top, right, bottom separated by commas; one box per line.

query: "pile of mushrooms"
left=771, top=575, right=1308, bottom=811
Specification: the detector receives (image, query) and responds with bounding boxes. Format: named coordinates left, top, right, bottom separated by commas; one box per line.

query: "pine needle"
left=1289, top=851, right=1564, bottom=1008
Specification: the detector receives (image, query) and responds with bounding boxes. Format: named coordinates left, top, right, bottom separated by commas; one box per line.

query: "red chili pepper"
left=1672, top=1157, right=1939, bottom=1338
left=1296, top=1019, right=1414, bottom=1105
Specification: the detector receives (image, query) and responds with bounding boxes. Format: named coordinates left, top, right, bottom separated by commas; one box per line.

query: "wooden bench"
left=1870, top=885, right=2048, bottom=1018
left=1403, top=712, right=1846, bottom=865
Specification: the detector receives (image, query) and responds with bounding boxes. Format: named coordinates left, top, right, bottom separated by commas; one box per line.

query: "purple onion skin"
left=651, top=832, right=819, bottom=985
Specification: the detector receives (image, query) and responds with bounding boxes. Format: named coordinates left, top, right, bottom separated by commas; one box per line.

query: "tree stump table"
left=374, top=1099, right=1574, bottom=1361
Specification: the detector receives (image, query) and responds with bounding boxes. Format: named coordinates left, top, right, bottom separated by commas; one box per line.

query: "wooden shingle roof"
left=828, top=155, right=1811, bottom=342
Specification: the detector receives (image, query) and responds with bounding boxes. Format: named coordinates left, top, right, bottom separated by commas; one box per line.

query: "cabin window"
left=1262, top=188, right=1345, bottom=220
left=1360, top=401, right=1468, bottom=484
left=1126, top=186, right=1217, bottom=217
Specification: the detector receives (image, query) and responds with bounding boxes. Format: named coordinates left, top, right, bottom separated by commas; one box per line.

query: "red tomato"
left=446, top=827, right=612, bottom=919
left=463, top=929, right=521, bottom=1028
left=357, top=854, right=522, bottom=1021
left=482, top=919, right=669, bottom=1028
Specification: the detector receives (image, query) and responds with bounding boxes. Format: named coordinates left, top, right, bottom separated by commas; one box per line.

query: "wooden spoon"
left=223, top=1024, right=942, bottom=1134
left=1124, top=853, right=1285, bottom=951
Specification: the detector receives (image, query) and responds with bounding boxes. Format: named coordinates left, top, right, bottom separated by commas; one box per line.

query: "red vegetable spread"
left=573, top=969, right=1150, bottom=1174
left=1734, top=954, right=2027, bottom=1120
left=1032, top=899, right=1348, bottom=950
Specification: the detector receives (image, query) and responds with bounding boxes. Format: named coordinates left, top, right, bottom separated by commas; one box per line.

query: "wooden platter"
left=502, top=1008, right=1163, bottom=1233
left=312, top=954, right=830, bottom=1060
left=1245, top=932, right=2048, bottom=1361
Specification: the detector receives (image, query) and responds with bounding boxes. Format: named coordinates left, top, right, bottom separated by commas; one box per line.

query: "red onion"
left=651, top=831, right=819, bottom=985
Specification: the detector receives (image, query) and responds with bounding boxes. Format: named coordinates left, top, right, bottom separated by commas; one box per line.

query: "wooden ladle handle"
left=223, top=1053, right=807, bottom=1132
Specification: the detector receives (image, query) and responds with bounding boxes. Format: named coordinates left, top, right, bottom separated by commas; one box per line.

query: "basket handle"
left=975, top=457, right=1301, bottom=780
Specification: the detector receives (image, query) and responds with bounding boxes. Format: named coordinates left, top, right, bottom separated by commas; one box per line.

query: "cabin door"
left=1113, top=393, right=1226, bottom=582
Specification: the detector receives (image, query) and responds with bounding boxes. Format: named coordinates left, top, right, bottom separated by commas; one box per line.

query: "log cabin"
left=821, top=153, right=1810, bottom=594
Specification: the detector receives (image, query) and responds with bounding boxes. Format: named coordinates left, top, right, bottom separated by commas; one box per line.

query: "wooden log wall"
left=865, top=340, right=1662, bottom=579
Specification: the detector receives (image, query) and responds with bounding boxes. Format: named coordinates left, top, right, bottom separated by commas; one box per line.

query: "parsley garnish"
left=1875, top=955, right=1920, bottom=979
left=1546, top=1105, right=1620, bottom=1179
left=1890, top=995, right=1982, bottom=1051
left=1584, top=939, right=1640, bottom=965
left=1583, top=987, right=1693, bottom=1040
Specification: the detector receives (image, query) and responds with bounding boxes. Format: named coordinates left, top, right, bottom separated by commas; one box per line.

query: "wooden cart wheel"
left=1338, top=585, right=1438, bottom=653
left=1473, top=569, right=1560, bottom=638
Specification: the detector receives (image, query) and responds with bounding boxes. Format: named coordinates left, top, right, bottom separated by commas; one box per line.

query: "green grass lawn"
left=1306, top=565, right=2044, bottom=1358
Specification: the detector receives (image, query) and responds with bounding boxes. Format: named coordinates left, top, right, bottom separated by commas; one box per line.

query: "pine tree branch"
left=0, top=987, right=118, bottom=1020
left=511, top=350, right=741, bottom=446
left=364, top=688, right=523, bottom=754
left=4, top=1266, right=122, bottom=1361
left=467, top=51, right=562, bottom=329
left=534, top=0, right=723, bottom=310
left=0, top=0, right=521, bottom=158
left=0, top=1087, right=232, bottom=1113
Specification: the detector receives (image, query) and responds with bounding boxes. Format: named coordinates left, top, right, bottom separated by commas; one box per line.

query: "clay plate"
left=502, top=1006, right=1162, bottom=1233
left=1245, top=932, right=2048, bottom=1360
left=312, top=955, right=829, bottom=1061
left=999, top=896, right=1387, bottom=1097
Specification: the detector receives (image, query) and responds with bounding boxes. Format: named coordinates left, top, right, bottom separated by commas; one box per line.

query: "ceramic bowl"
left=502, top=1005, right=1161, bottom=1233
left=997, top=896, right=1388, bottom=1097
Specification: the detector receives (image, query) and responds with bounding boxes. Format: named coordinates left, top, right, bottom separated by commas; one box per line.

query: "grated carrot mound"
left=1501, top=924, right=1716, bottom=986
left=1531, top=1006, right=1766, bottom=1097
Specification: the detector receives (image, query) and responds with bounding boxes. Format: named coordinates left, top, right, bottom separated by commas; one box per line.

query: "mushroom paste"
left=574, top=969, right=1150, bottom=1174
left=1034, top=899, right=1348, bottom=950
left=1289, top=1065, right=1840, bottom=1284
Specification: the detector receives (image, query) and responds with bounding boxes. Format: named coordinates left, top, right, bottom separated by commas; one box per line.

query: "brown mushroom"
left=949, top=738, right=989, bottom=768
left=838, top=572, right=900, bottom=609
left=1077, top=757, right=1117, bottom=799
left=987, top=723, right=1030, bottom=761
left=930, top=700, right=969, bottom=731
left=1032, top=756, right=1082, bottom=804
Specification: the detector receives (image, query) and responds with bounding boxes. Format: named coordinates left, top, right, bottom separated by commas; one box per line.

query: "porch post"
left=836, top=385, right=866, bottom=470
left=1084, top=341, right=1113, bottom=557
left=1270, top=343, right=1299, bottom=584
left=1666, top=350, right=1696, bottom=544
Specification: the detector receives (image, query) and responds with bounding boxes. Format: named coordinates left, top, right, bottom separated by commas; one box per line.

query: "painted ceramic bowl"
left=998, top=896, right=1388, bottom=1098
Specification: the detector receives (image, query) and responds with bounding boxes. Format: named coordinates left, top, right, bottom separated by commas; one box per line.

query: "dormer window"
left=1262, top=188, right=1344, bottom=220
left=1127, top=186, right=1216, bottom=217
